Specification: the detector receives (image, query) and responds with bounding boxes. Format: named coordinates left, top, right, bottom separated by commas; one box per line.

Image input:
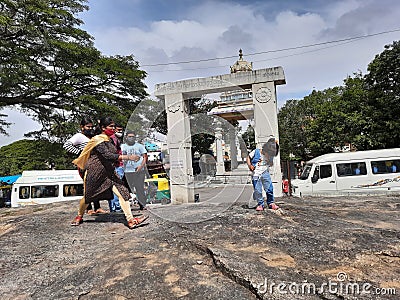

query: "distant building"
left=208, top=49, right=254, bottom=121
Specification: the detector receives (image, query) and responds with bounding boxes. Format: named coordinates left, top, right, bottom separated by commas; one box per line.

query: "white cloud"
left=0, top=109, right=41, bottom=147
left=90, top=0, right=399, bottom=97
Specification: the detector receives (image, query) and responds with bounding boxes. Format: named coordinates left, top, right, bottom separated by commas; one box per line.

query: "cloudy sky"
left=1, top=0, right=400, bottom=146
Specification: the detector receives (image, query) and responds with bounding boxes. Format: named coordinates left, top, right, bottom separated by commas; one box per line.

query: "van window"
left=300, top=164, right=312, bottom=180
left=31, top=185, right=59, bottom=198
left=371, top=160, right=400, bottom=174
left=320, top=164, right=332, bottom=179
left=336, top=162, right=367, bottom=177
left=19, top=186, right=30, bottom=199
left=63, top=184, right=84, bottom=197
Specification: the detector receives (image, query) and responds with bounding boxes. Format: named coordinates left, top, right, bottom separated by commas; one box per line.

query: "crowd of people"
left=64, top=116, right=148, bottom=229
left=64, top=116, right=283, bottom=229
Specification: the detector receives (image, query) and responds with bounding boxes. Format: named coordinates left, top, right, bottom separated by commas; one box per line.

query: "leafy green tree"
left=0, top=139, right=72, bottom=175
left=364, top=40, right=400, bottom=149
left=339, top=73, right=371, bottom=150
left=304, top=87, right=344, bottom=156
left=0, top=0, right=147, bottom=140
left=278, top=99, right=307, bottom=160
left=279, top=76, right=367, bottom=160
left=241, top=124, right=255, bottom=151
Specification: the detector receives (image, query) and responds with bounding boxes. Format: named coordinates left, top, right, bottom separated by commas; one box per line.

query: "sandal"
left=95, top=208, right=107, bottom=214
left=71, top=215, right=83, bottom=226
left=127, top=215, right=149, bottom=229
left=87, top=210, right=97, bottom=216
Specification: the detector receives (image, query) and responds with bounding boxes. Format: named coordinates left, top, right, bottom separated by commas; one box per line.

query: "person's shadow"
left=84, top=212, right=149, bottom=228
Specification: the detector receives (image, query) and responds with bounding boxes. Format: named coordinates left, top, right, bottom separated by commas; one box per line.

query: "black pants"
left=123, top=170, right=146, bottom=209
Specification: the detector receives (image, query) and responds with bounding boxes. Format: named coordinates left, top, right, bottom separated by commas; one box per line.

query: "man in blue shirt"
left=121, top=131, right=148, bottom=210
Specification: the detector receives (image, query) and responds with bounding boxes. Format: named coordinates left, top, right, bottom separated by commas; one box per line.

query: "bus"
left=291, top=148, right=400, bottom=197
left=11, top=170, right=83, bottom=207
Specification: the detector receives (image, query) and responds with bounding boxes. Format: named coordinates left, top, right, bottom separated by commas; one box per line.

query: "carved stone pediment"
left=168, top=102, right=181, bottom=113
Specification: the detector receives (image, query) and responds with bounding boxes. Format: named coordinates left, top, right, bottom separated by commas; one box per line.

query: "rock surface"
left=0, top=186, right=399, bottom=300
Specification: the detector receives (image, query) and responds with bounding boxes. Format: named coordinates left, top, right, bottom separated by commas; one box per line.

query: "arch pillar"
left=229, top=127, right=238, bottom=169
left=252, top=81, right=282, bottom=196
left=165, top=93, right=194, bottom=204
left=215, top=124, right=225, bottom=175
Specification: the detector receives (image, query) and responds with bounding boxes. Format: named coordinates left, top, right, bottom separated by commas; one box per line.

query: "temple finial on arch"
left=230, top=49, right=252, bottom=73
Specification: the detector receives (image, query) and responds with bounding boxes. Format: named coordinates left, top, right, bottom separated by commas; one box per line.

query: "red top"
left=110, top=134, right=123, bottom=167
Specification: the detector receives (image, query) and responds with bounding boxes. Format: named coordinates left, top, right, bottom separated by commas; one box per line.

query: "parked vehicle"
left=1, top=175, right=21, bottom=208
left=144, top=141, right=160, bottom=152
left=11, top=170, right=83, bottom=207
left=144, top=173, right=170, bottom=204
left=291, top=148, right=400, bottom=197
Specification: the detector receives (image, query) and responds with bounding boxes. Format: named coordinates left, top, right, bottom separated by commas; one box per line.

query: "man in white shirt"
left=121, top=131, right=148, bottom=210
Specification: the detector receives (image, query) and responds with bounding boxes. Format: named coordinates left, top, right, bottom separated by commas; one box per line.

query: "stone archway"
left=154, top=67, right=286, bottom=204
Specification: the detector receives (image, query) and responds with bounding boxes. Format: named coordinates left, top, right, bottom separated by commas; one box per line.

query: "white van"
left=11, top=170, right=83, bottom=207
left=291, top=148, right=400, bottom=197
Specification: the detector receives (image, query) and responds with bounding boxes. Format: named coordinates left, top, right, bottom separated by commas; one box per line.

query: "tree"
left=304, top=87, right=345, bottom=157
left=364, top=41, right=400, bottom=149
left=278, top=99, right=307, bottom=160
left=0, top=139, right=72, bottom=175
left=241, top=124, right=255, bottom=152
left=339, top=73, right=371, bottom=150
left=278, top=77, right=367, bottom=160
left=0, top=0, right=148, bottom=140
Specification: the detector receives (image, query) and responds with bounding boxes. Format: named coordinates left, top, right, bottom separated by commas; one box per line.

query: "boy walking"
left=246, top=138, right=280, bottom=211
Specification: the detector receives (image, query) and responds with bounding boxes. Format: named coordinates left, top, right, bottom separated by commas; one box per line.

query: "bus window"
left=63, top=184, right=84, bottom=197
left=337, top=162, right=366, bottom=177
left=19, top=186, right=30, bottom=199
left=371, top=160, right=400, bottom=174
left=31, top=185, right=59, bottom=198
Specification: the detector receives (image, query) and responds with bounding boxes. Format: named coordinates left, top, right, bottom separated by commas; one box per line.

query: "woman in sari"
left=71, top=117, right=148, bottom=229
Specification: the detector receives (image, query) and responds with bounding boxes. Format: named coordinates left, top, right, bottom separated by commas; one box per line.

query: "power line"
left=142, top=28, right=400, bottom=68
left=145, top=36, right=368, bottom=73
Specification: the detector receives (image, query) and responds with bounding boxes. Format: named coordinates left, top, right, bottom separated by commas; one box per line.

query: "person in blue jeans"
left=246, top=139, right=280, bottom=211
left=110, top=164, right=124, bottom=212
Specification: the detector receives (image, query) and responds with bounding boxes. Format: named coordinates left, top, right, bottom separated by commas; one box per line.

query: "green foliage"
left=188, top=97, right=219, bottom=156
left=0, top=0, right=148, bottom=141
left=0, top=139, right=73, bottom=176
left=241, top=124, right=255, bottom=151
left=278, top=99, right=307, bottom=160
left=364, top=41, right=400, bottom=149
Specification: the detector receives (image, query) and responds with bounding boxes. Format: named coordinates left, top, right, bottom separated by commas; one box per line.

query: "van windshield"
left=300, top=164, right=312, bottom=180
